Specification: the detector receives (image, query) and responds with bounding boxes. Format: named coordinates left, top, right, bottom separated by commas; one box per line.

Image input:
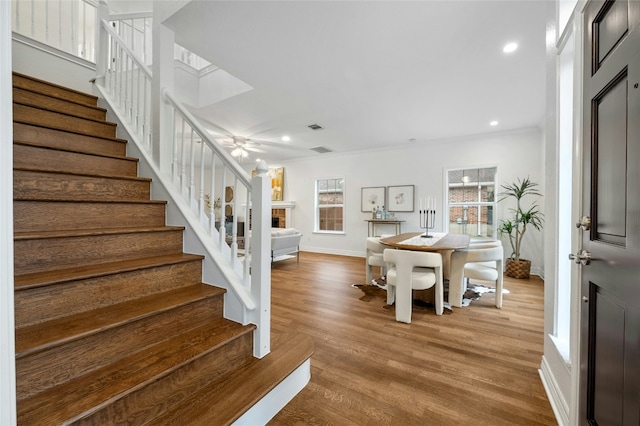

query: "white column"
left=250, top=161, right=272, bottom=358
left=151, top=4, right=175, bottom=175
left=0, top=0, right=17, bottom=422
left=94, top=1, right=109, bottom=84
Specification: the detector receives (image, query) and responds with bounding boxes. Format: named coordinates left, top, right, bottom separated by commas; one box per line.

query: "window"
left=315, top=178, right=345, bottom=233
left=446, top=167, right=497, bottom=238
left=551, top=26, right=576, bottom=362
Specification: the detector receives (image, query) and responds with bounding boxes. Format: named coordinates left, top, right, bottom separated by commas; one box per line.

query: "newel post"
left=250, top=160, right=272, bottom=358
left=94, top=1, right=109, bottom=85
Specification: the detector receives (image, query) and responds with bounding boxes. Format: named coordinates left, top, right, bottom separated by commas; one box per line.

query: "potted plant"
left=497, top=177, right=544, bottom=279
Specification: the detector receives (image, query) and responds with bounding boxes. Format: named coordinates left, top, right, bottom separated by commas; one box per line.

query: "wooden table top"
left=380, top=232, right=471, bottom=252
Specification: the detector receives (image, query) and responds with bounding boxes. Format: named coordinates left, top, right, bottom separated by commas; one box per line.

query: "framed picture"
left=252, top=167, right=285, bottom=201
left=270, top=167, right=285, bottom=201
left=361, top=187, right=386, bottom=212
left=387, top=185, right=415, bottom=212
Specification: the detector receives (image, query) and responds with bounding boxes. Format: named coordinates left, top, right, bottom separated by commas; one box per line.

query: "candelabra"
left=419, top=209, right=435, bottom=238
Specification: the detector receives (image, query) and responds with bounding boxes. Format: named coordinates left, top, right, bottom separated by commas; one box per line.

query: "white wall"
left=275, top=128, right=545, bottom=275
left=538, top=2, right=584, bottom=425
left=12, top=38, right=96, bottom=94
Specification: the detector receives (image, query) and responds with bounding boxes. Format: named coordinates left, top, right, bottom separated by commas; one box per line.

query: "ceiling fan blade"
left=201, top=118, right=235, bottom=138
left=250, top=138, right=311, bottom=151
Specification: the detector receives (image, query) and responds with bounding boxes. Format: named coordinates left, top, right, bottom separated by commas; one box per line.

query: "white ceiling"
left=161, top=0, right=549, bottom=164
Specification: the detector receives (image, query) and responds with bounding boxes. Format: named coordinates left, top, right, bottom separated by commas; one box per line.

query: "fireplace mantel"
left=272, top=201, right=296, bottom=209
left=243, top=201, right=296, bottom=228
left=272, top=201, right=295, bottom=228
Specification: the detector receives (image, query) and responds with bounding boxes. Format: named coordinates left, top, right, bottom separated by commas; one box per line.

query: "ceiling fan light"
left=231, top=147, right=242, bottom=157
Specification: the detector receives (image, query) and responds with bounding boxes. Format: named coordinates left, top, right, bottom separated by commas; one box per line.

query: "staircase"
left=12, top=72, right=312, bottom=425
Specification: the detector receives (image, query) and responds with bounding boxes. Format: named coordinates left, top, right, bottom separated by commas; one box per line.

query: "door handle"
left=569, top=249, right=592, bottom=266
left=575, top=216, right=591, bottom=231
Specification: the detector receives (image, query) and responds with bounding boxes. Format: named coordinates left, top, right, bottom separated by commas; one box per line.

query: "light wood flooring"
left=268, top=251, right=557, bottom=425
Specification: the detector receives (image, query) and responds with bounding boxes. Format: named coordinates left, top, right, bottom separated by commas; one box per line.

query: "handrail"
left=161, top=90, right=252, bottom=188
left=109, top=11, right=153, bottom=21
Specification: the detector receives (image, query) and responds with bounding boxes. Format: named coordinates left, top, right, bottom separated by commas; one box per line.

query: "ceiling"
left=160, top=0, right=549, bottom=164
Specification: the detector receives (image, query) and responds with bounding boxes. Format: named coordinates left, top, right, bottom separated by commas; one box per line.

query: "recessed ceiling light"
left=490, top=120, right=499, bottom=126
left=503, top=42, right=518, bottom=53
left=281, top=135, right=291, bottom=142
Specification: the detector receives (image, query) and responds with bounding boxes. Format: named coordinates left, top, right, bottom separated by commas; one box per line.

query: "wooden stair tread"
left=17, top=319, right=255, bottom=424
left=14, top=139, right=139, bottom=163
left=15, top=284, right=226, bottom=356
left=14, top=198, right=167, bottom=206
left=13, top=71, right=99, bottom=106
left=14, top=253, right=204, bottom=290
left=13, top=166, right=152, bottom=182
left=13, top=100, right=116, bottom=128
left=151, top=332, right=314, bottom=426
left=14, top=120, right=128, bottom=144
left=13, top=86, right=107, bottom=113
left=14, top=226, right=185, bottom=241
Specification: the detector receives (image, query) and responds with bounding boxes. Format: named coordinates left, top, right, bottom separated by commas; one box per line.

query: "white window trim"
left=314, top=177, right=346, bottom=235
left=444, top=165, right=499, bottom=239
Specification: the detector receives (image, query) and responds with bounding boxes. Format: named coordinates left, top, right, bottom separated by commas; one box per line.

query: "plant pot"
left=505, top=258, right=531, bottom=279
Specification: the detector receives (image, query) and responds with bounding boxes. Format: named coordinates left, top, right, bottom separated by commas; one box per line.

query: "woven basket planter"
left=505, top=258, right=531, bottom=279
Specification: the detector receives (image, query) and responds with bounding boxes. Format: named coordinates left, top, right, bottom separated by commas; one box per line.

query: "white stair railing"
left=94, top=11, right=271, bottom=358
left=108, top=11, right=152, bottom=66
left=11, top=0, right=98, bottom=62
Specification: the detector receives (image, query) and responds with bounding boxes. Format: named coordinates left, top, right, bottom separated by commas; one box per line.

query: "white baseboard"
left=232, top=359, right=311, bottom=426
left=539, top=356, right=569, bottom=426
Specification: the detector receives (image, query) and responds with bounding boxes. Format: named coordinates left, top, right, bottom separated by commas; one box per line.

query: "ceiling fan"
left=201, top=116, right=316, bottom=159
left=216, top=135, right=265, bottom=159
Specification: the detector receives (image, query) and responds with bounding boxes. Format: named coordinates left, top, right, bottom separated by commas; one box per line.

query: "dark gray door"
left=581, top=1, right=640, bottom=424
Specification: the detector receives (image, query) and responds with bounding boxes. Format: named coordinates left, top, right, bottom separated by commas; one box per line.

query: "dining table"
left=380, top=232, right=471, bottom=254
left=380, top=231, right=471, bottom=305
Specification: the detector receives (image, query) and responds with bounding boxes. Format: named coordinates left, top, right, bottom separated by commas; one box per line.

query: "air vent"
left=308, top=124, right=323, bottom=130
left=310, top=146, right=332, bottom=154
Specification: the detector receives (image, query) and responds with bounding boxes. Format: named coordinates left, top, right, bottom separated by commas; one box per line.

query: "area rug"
left=352, top=276, right=508, bottom=312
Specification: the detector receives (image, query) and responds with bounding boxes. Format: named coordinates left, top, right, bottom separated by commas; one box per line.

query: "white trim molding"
left=232, top=359, right=310, bottom=425
left=1, top=1, right=17, bottom=423
left=539, top=355, right=569, bottom=426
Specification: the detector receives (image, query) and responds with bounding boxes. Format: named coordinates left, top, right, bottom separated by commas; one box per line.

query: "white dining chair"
left=449, top=242, right=504, bottom=308
left=365, top=237, right=387, bottom=285
left=383, top=249, right=443, bottom=323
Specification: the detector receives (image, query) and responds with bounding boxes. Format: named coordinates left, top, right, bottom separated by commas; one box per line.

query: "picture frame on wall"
left=387, top=185, right=415, bottom=212
left=252, top=166, right=285, bottom=201
left=361, top=186, right=386, bottom=212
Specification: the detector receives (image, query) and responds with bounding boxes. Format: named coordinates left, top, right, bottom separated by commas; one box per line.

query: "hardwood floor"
left=268, top=252, right=556, bottom=425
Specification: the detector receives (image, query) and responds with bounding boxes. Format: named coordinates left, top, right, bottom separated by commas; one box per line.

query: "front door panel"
left=581, top=1, right=640, bottom=425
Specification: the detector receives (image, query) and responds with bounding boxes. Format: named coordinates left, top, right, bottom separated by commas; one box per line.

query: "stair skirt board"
left=233, top=359, right=311, bottom=426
